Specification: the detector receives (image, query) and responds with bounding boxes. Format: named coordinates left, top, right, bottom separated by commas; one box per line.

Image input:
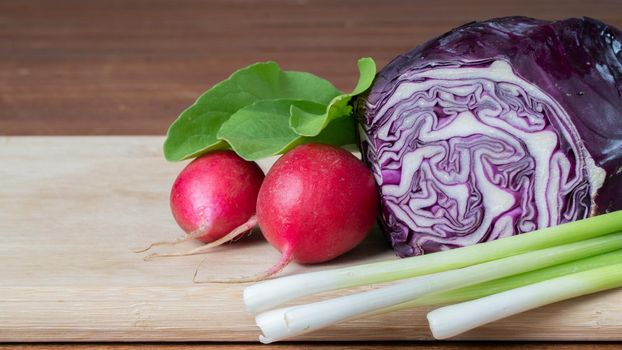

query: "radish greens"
left=164, top=58, right=376, bottom=161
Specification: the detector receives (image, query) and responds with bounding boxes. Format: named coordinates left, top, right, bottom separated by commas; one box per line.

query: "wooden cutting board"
left=1, top=136, right=621, bottom=342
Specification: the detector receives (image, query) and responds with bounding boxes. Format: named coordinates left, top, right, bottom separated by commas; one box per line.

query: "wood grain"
left=1, top=136, right=622, bottom=343
left=2, top=343, right=622, bottom=350
left=1, top=0, right=622, bottom=135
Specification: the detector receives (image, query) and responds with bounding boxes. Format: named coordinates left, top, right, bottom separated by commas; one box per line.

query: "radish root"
left=133, top=224, right=211, bottom=253
left=193, top=247, right=293, bottom=283
left=143, top=215, right=258, bottom=261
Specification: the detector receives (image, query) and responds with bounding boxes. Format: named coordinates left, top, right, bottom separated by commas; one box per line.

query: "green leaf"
left=310, top=113, right=358, bottom=146
left=218, top=99, right=356, bottom=161
left=289, top=57, right=376, bottom=137
left=163, top=62, right=342, bottom=161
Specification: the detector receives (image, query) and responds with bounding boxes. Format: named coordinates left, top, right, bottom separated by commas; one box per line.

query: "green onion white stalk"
left=254, top=232, right=622, bottom=343
left=244, top=211, right=622, bottom=314
left=427, top=262, right=622, bottom=339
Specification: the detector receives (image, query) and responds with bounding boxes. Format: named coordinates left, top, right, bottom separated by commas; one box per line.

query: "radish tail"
left=133, top=234, right=193, bottom=253
left=133, top=223, right=212, bottom=253
left=194, top=248, right=293, bottom=284
left=143, top=215, right=258, bottom=260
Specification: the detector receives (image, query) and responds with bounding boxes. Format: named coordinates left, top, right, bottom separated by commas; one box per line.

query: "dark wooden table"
left=2, top=0, right=621, bottom=349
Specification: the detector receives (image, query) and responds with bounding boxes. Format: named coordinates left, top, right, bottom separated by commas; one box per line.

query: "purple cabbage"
left=356, top=17, right=622, bottom=257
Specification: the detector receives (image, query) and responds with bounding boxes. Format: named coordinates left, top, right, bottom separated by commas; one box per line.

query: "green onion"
left=244, top=211, right=622, bottom=314
left=399, top=248, right=622, bottom=308
left=254, top=232, right=622, bottom=343
left=427, top=262, right=622, bottom=339
left=364, top=249, right=622, bottom=318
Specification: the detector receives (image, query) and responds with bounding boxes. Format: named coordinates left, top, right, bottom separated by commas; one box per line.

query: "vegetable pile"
left=145, top=14, right=622, bottom=342
left=356, top=16, right=622, bottom=257
left=140, top=59, right=380, bottom=278
left=141, top=142, right=378, bottom=282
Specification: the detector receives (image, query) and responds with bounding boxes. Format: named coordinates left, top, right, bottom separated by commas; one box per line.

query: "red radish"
left=207, top=143, right=378, bottom=282
left=137, top=150, right=265, bottom=258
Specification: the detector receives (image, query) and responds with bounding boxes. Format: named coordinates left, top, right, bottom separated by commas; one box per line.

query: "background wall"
left=1, top=0, right=621, bottom=135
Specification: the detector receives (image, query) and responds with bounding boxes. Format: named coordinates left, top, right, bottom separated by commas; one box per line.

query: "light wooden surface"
left=4, top=344, right=622, bottom=350
left=1, top=136, right=621, bottom=342
left=2, top=344, right=622, bottom=350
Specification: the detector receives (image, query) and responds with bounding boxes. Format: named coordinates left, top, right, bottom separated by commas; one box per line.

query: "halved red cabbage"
left=356, top=17, right=622, bottom=257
